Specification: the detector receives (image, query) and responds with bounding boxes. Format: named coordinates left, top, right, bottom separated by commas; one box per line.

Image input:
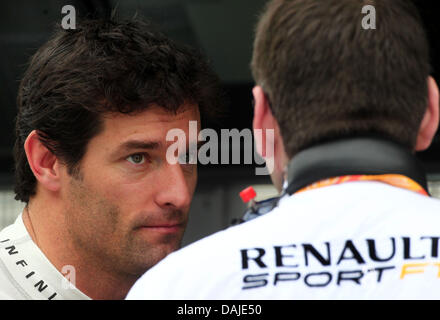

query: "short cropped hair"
left=15, top=18, right=223, bottom=202
left=251, top=0, right=431, bottom=158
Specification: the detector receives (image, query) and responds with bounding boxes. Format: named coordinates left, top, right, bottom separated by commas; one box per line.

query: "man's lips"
left=138, top=223, right=184, bottom=234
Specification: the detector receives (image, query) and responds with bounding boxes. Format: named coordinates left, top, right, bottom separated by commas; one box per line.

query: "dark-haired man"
left=0, top=18, right=222, bottom=299
left=127, top=0, right=440, bottom=299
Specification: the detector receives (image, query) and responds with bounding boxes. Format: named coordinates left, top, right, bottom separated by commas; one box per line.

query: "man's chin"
left=121, top=227, right=185, bottom=274
left=128, top=243, right=181, bottom=275
left=134, top=231, right=183, bottom=257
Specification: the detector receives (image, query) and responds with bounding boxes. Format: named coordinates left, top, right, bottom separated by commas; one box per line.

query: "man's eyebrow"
left=113, top=140, right=161, bottom=156
left=113, top=139, right=204, bottom=157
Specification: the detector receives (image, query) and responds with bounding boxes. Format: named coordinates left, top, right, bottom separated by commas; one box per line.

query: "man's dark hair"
left=14, top=18, right=223, bottom=202
left=251, top=0, right=431, bottom=158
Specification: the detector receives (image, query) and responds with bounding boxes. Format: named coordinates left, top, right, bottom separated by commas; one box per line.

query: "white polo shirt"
left=126, top=181, right=440, bottom=299
left=0, top=214, right=90, bottom=300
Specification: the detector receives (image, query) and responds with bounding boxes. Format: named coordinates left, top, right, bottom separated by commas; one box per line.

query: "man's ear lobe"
left=24, top=130, right=61, bottom=192
left=415, top=76, right=439, bottom=151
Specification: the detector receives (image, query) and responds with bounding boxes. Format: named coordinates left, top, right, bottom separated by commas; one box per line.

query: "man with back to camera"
left=0, top=18, right=222, bottom=300
left=127, top=0, right=440, bottom=299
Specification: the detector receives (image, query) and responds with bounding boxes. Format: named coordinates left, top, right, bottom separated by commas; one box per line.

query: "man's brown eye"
left=127, top=154, right=145, bottom=165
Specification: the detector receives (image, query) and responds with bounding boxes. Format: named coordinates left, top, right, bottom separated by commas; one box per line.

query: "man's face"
left=60, top=104, right=200, bottom=277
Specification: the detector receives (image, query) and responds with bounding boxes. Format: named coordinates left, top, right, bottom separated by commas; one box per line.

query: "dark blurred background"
left=0, top=0, right=439, bottom=246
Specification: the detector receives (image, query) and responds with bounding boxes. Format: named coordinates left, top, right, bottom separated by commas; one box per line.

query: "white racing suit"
left=127, top=181, right=440, bottom=299
left=0, top=214, right=90, bottom=300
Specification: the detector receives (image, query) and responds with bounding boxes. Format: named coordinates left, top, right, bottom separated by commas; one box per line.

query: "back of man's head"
left=251, top=0, right=431, bottom=158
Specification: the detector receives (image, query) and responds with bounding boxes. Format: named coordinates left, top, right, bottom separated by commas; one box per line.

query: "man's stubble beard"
left=64, top=174, right=187, bottom=278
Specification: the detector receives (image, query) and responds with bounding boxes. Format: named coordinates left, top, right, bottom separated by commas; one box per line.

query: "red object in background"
left=239, top=186, right=257, bottom=203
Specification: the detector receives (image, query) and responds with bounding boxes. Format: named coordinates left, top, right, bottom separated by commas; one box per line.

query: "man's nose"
left=154, top=164, right=192, bottom=210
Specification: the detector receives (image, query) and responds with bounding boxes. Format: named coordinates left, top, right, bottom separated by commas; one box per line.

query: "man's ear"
left=253, top=86, right=275, bottom=158
left=415, top=76, right=440, bottom=152
left=24, top=130, right=61, bottom=192
left=252, top=86, right=288, bottom=191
